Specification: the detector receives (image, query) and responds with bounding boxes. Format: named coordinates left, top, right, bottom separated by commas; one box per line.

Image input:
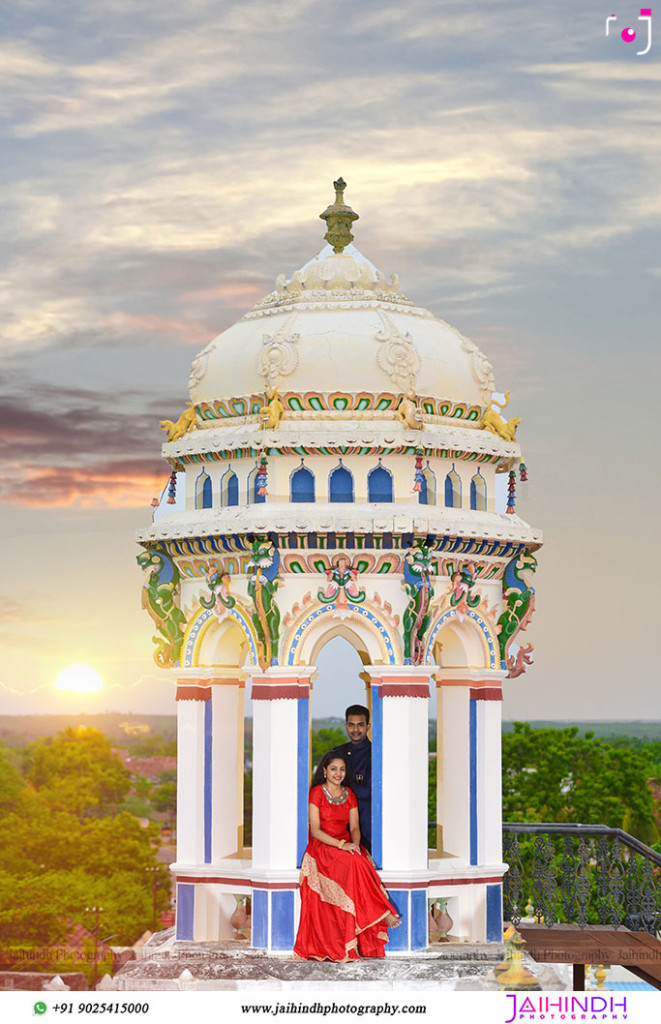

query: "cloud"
left=6, top=1, right=319, bottom=138
left=1, top=0, right=658, bottom=362
left=0, top=460, right=166, bottom=509
left=108, top=673, right=177, bottom=692
left=107, top=312, right=213, bottom=349
left=528, top=61, right=661, bottom=83
left=0, top=597, right=29, bottom=625
left=183, top=282, right=267, bottom=303
left=0, top=384, right=174, bottom=507
left=0, top=390, right=159, bottom=460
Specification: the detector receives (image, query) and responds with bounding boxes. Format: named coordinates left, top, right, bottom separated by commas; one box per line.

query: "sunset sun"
left=55, top=664, right=104, bottom=694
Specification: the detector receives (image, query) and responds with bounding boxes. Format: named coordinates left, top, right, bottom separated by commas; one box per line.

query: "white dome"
left=188, top=244, right=495, bottom=421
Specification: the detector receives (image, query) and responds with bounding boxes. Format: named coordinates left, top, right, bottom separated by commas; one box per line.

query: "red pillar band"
left=252, top=683, right=310, bottom=700
left=377, top=683, right=430, bottom=698
left=469, top=687, right=502, bottom=701
left=250, top=673, right=312, bottom=700
left=176, top=683, right=212, bottom=701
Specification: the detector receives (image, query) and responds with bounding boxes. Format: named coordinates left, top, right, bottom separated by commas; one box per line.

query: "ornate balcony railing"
left=502, top=823, right=661, bottom=936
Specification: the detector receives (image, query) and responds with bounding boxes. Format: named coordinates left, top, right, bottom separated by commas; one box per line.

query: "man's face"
left=345, top=714, right=368, bottom=744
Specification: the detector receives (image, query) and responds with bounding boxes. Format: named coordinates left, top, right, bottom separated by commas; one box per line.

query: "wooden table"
left=517, top=923, right=661, bottom=990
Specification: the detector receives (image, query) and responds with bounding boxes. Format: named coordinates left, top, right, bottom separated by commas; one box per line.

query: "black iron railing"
left=502, top=823, right=661, bottom=935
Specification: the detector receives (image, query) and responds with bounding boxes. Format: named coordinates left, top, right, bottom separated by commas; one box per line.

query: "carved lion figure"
left=480, top=392, right=521, bottom=442
left=160, top=402, right=198, bottom=442
left=260, top=388, right=285, bottom=431
left=395, top=392, right=422, bottom=430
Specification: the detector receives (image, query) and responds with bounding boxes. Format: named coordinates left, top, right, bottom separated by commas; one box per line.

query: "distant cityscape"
left=2, top=713, right=661, bottom=746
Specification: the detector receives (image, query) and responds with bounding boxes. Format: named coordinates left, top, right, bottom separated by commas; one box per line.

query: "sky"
left=1, top=0, right=660, bottom=723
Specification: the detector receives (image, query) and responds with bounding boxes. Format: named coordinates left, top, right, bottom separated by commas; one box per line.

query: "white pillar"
left=210, top=672, right=246, bottom=860
left=436, top=671, right=505, bottom=866
left=436, top=680, right=471, bottom=862
left=175, top=680, right=209, bottom=865
left=250, top=666, right=315, bottom=953
left=251, top=667, right=314, bottom=872
left=367, top=667, right=434, bottom=872
left=475, top=688, right=504, bottom=867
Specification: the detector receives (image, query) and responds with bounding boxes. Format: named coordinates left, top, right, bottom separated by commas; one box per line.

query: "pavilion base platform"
left=111, top=930, right=567, bottom=991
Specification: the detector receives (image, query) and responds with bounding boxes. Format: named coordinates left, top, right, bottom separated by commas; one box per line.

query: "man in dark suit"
left=337, top=703, right=372, bottom=852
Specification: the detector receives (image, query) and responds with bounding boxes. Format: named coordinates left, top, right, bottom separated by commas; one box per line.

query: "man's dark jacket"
left=338, top=736, right=371, bottom=852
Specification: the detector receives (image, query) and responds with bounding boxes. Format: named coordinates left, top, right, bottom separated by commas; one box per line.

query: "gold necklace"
left=322, top=784, right=348, bottom=805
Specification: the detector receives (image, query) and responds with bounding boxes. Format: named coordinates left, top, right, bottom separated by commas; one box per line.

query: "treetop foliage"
left=0, top=742, right=23, bottom=811
left=503, top=722, right=659, bottom=845
left=24, top=727, right=130, bottom=819
left=311, top=726, right=347, bottom=766
left=0, top=732, right=169, bottom=957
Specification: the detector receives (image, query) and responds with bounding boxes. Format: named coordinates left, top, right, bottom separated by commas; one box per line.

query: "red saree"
left=293, top=785, right=399, bottom=961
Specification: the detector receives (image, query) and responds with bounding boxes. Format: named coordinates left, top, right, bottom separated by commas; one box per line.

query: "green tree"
left=0, top=729, right=171, bottom=958
left=0, top=798, right=170, bottom=950
left=133, top=774, right=153, bottom=801
left=311, top=726, right=347, bottom=767
left=503, top=722, right=659, bottom=844
left=124, top=734, right=177, bottom=757
left=428, top=754, right=437, bottom=848
left=243, top=769, right=252, bottom=848
left=151, top=781, right=176, bottom=830
left=25, top=728, right=130, bottom=819
left=0, top=743, right=23, bottom=811
left=600, top=736, right=661, bottom=778
left=0, top=865, right=169, bottom=951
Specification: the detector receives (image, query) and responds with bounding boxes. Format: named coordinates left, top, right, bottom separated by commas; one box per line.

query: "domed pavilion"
left=137, top=179, right=542, bottom=954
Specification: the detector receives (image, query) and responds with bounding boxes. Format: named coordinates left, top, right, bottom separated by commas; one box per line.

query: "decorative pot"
left=432, top=897, right=453, bottom=940
left=230, top=895, right=250, bottom=939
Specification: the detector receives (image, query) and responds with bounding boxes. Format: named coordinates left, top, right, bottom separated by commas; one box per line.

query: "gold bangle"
left=339, top=839, right=346, bottom=848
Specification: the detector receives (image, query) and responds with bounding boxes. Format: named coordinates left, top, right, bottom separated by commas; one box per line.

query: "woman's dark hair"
left=311, top=747, right=348, bottom=789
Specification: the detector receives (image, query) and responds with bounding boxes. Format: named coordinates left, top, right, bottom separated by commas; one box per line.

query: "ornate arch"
left=182, top=601, right=258, bottom=668
left=424, top=605, right=499, bottom=669
left=283, top=598, right=400, bottom=666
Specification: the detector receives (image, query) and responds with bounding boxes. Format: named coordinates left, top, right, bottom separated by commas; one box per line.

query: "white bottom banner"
left=1, top=990, right=658, bottom=1024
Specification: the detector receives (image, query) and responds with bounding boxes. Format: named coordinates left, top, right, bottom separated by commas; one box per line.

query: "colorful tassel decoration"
left=256, top=455, right=268, bottom=497
left=519, top=461, right=528, bottom=482
left=413, top=452, right=424, bottom=493
left=167, top=472, right=177, bottom=504
left=506, top=470, right=516, bottom=514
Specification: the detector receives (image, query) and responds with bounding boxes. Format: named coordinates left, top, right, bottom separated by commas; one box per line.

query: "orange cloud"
left=183, top=282, right=266, bottom=302
left=107, top=311, right=213, bottom=348
left=2, top=461, right=167, bottom=509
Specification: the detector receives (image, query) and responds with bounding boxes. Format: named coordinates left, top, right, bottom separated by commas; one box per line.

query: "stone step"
left=112, top=933, right=566, bottom=991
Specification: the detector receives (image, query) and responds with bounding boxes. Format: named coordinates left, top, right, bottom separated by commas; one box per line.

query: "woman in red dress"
left=294, top=748, right=400, bottom=961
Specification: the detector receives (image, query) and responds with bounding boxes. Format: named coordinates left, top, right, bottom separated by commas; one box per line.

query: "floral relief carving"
left=374, top=310, right=420, bottom=393
left=256, top=313, right=300, bottom=388
left=188, top=339, right=217, bottom=397
left=459, top=333, right=495, bottom=404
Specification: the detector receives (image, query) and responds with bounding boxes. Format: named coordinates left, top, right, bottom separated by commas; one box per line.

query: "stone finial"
left=177, top=968, right=197, bottom=991
left=43, top=976, right=69, bottom=990
left=319, top=178, right=359, bottom=253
